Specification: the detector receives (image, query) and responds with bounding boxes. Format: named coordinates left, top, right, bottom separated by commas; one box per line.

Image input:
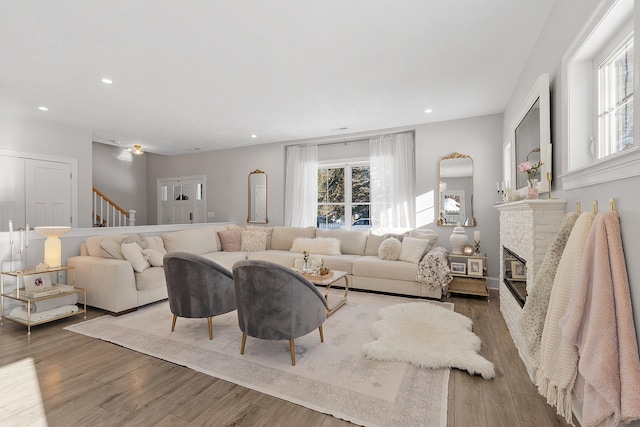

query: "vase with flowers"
left=519, top=160, right=543, bottom=199
left=302, top=250, right=310, bottom=271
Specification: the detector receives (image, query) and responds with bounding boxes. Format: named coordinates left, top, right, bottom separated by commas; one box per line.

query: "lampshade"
left=131, top=144, right=144, bottom=155
left=34, top=226, right=71, bottom=268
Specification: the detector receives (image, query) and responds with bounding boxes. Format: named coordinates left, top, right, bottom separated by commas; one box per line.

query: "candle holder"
left=547, top=171, right=552, bottom=199
left=474, top=239, right=481, bottom=255
left=18, top=227, right=29, bottom=272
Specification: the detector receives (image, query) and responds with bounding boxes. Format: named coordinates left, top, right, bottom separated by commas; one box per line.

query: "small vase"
left=526, top=179, right=539, bottom=199
left=449, top=226, right=469, bottom=254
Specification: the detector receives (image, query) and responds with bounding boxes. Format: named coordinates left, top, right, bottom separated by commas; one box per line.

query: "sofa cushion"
left=122, top=233, right=149, bottom=249
left=121, top=242, right=151, bottom=273
left=201, top=251, right=248, bottom=271
left=142, top=248, right=164, bottom=267
left=398, top=237, right=430, bottom=264
left=146, top=235, right=167, bottom=254
left=364, top=232, right=386, bottom=256
left=134, top=266, right=166, bottom=291
left=162, top=226, right=219, bottom=255
left=270, top=226, right=316, bottom=250
left=315, top=254, right=359, bottom=275
left=409, top=229, right=438, bottom=252
left=316, top=228, right=367, bottom=255
left=86, top=234, right=127, bottom=258
left=290, top=237, right=341, bottom=255
left=352, top=256, right=418, bottom=282
left=240, top=230, right=268, bottom=252
left=99, top=239, right=125, bottom=260
left=246, top=250, right=299, bottom=268
left=218, top=229, right=243, bottom=251
left=378, top=238, right=402, bottom=260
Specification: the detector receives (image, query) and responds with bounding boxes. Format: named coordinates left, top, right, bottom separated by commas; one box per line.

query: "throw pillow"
left=408, top=229, right=438, bottom=253
left=289, top=237, right=341, bottom=255
left=99, top=239, right=125, bottom=260
left=383, top=233, right=406, bottom=243
left=122, top=233, right=149, bottom=249
left=240, top=230, right=268, bottom=252
left=141, top=248, right=164, bottom=267
left=121, top=242, right=151, bottom=272
left=146, top=235, right=167, bottom=254
left=218, top=229, right=242, bottom=252
left=399, top=237, right=430, bottom=264
left=245, top=225, right=274, bottom=249
left=378, top=238, right=402, bottom=261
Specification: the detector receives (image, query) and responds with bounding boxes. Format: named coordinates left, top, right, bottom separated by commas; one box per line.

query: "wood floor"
left=0, top=290, right=575, bottom=427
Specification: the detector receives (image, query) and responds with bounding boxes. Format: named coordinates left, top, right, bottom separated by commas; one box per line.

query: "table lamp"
left=34, top=226, right=71, bottom=268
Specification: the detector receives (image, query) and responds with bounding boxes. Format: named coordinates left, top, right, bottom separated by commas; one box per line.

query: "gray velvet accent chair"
left=163, top=252, right=237, bottom=340
left=232, top=259, right=329, bottom=366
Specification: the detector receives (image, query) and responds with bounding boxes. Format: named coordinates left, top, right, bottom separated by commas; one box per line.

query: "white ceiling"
left=0, top=1, right=555, bottom=156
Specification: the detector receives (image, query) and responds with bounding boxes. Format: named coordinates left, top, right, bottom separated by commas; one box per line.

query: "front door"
left=157, top=176, right=206, bottom=225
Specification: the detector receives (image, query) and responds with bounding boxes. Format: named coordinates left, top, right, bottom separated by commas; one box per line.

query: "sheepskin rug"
left=363, top=302, right=495, bottom=379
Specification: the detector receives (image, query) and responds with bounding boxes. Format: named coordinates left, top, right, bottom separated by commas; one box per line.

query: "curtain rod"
left=285, top=130, right=414, bottom=149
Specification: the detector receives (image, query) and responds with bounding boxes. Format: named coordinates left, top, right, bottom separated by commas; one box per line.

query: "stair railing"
left=92, top=187, right=136, bottom=227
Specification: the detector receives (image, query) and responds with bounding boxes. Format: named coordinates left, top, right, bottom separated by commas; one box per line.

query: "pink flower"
left=518, top=161, right=532, bottom=172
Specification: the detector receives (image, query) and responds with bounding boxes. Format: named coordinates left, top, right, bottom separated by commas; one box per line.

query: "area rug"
left=363, top=302, right=495, bottom=379
left=65, top=291, right=450, bottom=426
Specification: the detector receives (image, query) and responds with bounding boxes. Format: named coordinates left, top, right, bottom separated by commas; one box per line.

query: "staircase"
left=93, top=187, right=136, bottom=227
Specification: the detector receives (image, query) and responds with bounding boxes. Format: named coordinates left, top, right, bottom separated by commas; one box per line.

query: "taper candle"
left=474, top=230, right=481, bottom=242
left=9, top=220, right=13, bottom=243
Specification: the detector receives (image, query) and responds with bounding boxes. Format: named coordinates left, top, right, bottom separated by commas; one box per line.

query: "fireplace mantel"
left=496, top=199, right=567, bottom=379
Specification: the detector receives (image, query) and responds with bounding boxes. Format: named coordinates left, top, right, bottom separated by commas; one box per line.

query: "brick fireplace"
left=496, top=199, right=566, bottom=378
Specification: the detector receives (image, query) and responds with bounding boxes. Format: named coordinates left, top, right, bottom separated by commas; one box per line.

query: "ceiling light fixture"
left=424, top=109, right=433, bottom=114
left=38, top=106, right=49, bottom=111
left=101, top=78, right=113, bottom=84
left=251, top=134, right=257, bottom=138
left=131, top=144, right=144, bottom=155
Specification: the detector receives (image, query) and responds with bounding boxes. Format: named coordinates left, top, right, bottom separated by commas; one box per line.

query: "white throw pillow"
left=378, top=238, right=402, bottom=261
left=99, top=239, right=125, bottom=260
left=408, top=229, right=438, bottom=253
left=240, top=230, right=268, bottom=252
left=399, top=237, right=430, bottom=264
left=141, top=248, right=164, bottom=267
left=146, top=235, right=167, bottom=254
left=121, top=242, right=151, bottom=272
left=289, top=237, right=341, bottom=255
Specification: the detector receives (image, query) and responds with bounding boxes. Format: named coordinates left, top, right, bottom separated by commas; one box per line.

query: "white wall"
left=0, top=111, right=93, bottom=228
left=505, top=2, right=640, bottom=425
left=147, top=113, right=504, bottom=282
left=92, top=142, right=148, bottom=225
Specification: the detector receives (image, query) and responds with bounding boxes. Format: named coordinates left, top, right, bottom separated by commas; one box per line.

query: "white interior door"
left=158, top=176, right=205, bottom=225
left=25, top=159, right=72, bottom=226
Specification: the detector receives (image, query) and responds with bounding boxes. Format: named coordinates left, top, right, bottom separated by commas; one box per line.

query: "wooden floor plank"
left=0, top=290, right=577, bottom=426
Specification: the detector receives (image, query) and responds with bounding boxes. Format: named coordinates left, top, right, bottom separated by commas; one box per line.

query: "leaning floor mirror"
left=247, top=169, right=268, bottom=223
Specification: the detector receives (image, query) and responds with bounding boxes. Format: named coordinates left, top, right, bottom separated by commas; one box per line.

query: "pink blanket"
left=560, top=211, right=640, bottom=427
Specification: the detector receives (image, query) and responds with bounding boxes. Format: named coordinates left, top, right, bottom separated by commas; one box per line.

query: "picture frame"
left=467, top=259, right=483, bottom=277
left=22, top=273, right=53, bottom=292
left=450, top=262, right=466, bottom=275
left=511, top=260, right=527, bottom=280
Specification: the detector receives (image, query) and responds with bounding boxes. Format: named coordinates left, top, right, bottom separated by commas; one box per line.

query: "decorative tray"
left=300, top=270, right=334, bottom=280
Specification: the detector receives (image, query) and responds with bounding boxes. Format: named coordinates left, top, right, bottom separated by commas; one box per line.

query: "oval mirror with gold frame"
left=247, top=169, right=268, bottom=224
left=438, top=153, right=476, bottom=227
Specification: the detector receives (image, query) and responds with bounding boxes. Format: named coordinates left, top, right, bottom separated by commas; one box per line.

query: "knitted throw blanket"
left=536, top=212, right=595, bottom=424
left=560, top=212, right=640, bottom=427
left=519, top=211, right=579, bottom=380
left=416, top=246, right=452, bottom=291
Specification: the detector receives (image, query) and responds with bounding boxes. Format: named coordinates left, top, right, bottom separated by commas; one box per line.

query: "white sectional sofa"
left=67, top=224, right=446, bottom=315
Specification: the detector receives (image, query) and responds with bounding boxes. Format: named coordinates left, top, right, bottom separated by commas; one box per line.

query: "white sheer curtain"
left=369, top=131, right=416, bottom=231
left=284, top=144, right=318, bottom=227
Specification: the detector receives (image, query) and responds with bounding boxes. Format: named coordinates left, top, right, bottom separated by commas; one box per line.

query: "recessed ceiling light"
left=38, top=106, right=48, bottom=111
left=251, top=134, right=257, bottom=138
left=424, top=109, right=433, bottom=114
left=101, top=78, right=113, bottom=84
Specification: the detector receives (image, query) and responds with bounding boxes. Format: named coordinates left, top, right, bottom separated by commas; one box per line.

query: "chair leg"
left=240, top=333, right=247, bottom=355
left=207, top=317, right=213, bottom=340
left=319, top=325, right=324, bottom=342
left=171, top=315, right=177, bottom=332
left=289, top=339, right=296, bottom=366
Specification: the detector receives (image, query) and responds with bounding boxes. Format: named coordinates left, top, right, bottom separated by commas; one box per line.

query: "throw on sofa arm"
left=67, top=256, right=139, bottom=314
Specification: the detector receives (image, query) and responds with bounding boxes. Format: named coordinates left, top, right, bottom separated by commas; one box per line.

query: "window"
left=317, top=162, right=370, bottom=230
left=597, top=33, right=634, bottom=158
left=563, top=0, right=639, bottom=190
